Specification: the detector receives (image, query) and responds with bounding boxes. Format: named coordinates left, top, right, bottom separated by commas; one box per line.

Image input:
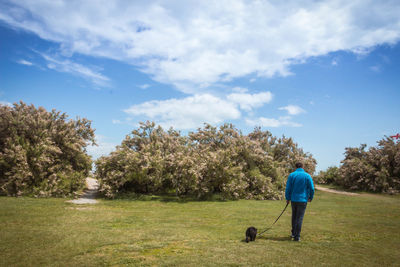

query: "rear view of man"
left=285, top=162, right=315, bottom=242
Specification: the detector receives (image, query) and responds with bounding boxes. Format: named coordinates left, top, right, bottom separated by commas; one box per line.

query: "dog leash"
left=257, top=202, right=289, bottom=236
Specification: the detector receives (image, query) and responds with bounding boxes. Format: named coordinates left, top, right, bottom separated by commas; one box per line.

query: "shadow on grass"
left=239, top=236, right=292, bottom=243
left=101, top=192, right=230, bottom=203
left=257, top=236, right=292, bottom=242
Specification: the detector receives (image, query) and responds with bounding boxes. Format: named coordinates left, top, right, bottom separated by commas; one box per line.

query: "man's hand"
left=286, top=200, right=290, bottom=204
left=308, top=199, right=312, bottom=202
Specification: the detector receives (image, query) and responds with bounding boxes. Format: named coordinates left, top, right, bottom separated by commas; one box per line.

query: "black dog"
left=245, top=226, right=257, bottom=242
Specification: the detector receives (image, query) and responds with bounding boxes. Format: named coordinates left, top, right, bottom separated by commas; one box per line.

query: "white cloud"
left=279, top=105, right=306, bottom=115
left=1, top=1, right=399, bottom=92
left=123, top=91, right=273, bottom=129
left=370, top=65, right=381, bottom=72
left=86, top=135, right=116, bottom=159
left=246, top=116, right=302, bottom=128
left=231, top=87, right=248, bottom=93
left=0, top=101, right=12, bottom=107
left=227, top=91, right=273, bottom=111
left=124, top=94, right=241, bottom=129
left=39, top=53, right=110, bottom=87
left=138, top=84, right=150, bottom=89
left=17, top=59, right=33, bottom=66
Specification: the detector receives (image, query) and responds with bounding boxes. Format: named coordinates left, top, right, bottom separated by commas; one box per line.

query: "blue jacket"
left=285, top=168, right=315, bottom=202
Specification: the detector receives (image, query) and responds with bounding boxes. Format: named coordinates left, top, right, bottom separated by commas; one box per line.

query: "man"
left=285, top=162, right=315, bottom=242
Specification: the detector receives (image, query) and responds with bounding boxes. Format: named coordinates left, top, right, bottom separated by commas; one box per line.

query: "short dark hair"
left=295, top=162, right=303, bottom=168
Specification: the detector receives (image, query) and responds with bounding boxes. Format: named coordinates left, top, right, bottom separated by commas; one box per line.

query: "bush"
left=95, top=121, right=316, bottom=200
left=318, top=137, right=400, bottom=194
left=337, top=138, right=400, bottom=193
left=315, top=166, right=339, bottom=184
left=0, top=101, right=96, bottom=197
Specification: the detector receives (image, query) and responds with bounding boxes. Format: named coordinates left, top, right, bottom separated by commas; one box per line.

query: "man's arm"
left=285, top=175, right=292, bottom=202
left=307, top=175, right=315, bottom=201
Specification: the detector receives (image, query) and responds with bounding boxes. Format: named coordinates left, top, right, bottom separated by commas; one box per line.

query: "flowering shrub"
left=96, top=121, right=316, bottom=200
left=0, top=102, right=95, bottom=197
left=337, top=138, right=400, bottom=193
left=314, top=166, right=339, bottom=184
left=317, top=137, right=400, bottom=193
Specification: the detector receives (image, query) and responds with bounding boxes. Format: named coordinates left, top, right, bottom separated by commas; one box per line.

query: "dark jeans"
left=291, top=202, right=307, bottom=239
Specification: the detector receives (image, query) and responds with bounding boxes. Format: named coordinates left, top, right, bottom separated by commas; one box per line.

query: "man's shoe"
left=293, top=238, right=300, bottom=242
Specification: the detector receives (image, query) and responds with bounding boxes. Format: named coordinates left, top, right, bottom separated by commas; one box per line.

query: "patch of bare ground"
left=315, top=185, right=359, bottom=196
left=67, top=177, right=99, bottom=204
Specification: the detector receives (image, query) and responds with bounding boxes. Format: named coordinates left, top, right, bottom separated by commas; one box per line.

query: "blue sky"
left=1, top=0, right=399, bottom=172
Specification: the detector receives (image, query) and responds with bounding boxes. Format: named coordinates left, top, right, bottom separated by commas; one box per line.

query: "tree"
left=0, top=101, right=96, bottom=197
left=318, top=137, right=400, bottom=193
left=95, top=121, right=317, bottom=200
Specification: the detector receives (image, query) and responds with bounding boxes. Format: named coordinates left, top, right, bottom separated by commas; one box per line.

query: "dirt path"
left=315, top=185, right=359, bottom=196
left=65, top=180, right=355, bottom=203
left=67, top=178, right=99, bottom=204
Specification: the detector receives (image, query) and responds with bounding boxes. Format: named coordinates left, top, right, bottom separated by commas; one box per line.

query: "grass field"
left=1, top=189, right=400, bottom=266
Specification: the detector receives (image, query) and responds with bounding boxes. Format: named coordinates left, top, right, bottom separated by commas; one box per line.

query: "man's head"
left=295, top=162, right=303, bottom=169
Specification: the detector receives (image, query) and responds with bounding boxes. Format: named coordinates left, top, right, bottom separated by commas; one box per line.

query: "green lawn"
left=1, top=190, right=399, bottom=266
